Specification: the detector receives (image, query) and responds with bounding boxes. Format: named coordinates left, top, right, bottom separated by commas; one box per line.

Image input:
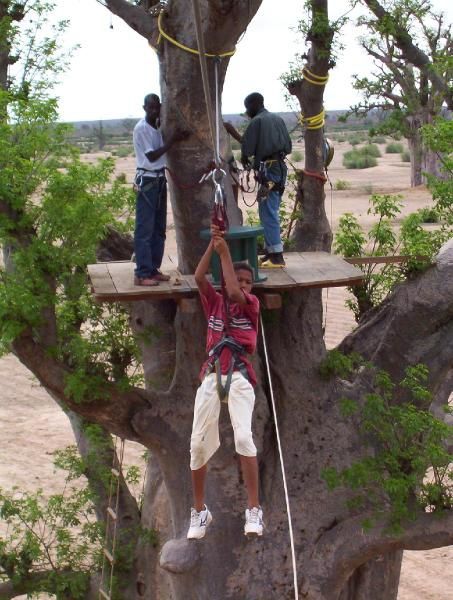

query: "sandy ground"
left=1, top=139, right=452, bottom=599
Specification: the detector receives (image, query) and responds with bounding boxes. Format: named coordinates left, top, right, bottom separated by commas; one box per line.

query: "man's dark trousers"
left=134, top=175, right=167, bottom=278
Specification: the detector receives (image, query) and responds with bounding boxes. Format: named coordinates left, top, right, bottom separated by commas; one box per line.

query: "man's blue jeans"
left=258, top=165, right=286, bottom=254
left=134, top=176, right=167, bottom=278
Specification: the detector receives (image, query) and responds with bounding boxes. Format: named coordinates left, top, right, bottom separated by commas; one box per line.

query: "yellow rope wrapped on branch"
left=299, top=109, right=325, bottom=130
left=157, top=12, right=236, bottom=58
left=302, top=67, right=329, bottom=86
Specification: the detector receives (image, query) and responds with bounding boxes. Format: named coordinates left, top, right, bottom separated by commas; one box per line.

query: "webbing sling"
left=206, top=336, right=250, bottom=402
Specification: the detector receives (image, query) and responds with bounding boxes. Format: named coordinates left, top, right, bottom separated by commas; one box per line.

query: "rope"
left=260, top=315, right=299, bottom=600
left=99, top=436, right=125, bottom=600
left=302, top=67, right=329, bottom=86
left=299, top=109, right=325, bottom=130
left=301, top=168, right=327, bottom=183
left=157, top=12, right=235, bottom=58
left=190, top=0, right=219, bottom=166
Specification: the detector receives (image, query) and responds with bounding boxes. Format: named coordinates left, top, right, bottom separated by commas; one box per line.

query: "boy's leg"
left=191, top=464, right=207, bottom=513
left=239, top=455, right=259, bottom=509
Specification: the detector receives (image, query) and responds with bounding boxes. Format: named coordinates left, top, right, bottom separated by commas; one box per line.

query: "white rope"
left=260, top=314, right=299, bottom=600
left=190, top=0, right=220, bottom=167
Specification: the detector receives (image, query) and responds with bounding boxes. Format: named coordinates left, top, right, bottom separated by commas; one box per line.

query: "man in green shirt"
left=224, top=93, right=292, bottom=267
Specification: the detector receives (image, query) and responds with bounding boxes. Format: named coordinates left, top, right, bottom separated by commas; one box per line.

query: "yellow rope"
left=157, top=12, right=235, bottom=58
left=302, top=67, right=329, bottom=86
left=299, top=109, right=325, bottom=130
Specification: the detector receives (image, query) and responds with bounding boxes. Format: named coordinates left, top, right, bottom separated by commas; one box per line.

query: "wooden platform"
left=88, top=252, right=364, bottom=303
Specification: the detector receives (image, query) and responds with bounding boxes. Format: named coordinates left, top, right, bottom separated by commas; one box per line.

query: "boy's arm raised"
left=213, top=236, right=246, bottom=305
left=194, top=239, right=214, bottom=296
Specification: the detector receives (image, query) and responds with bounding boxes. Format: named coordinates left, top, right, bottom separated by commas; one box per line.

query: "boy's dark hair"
left=233, top=261, right=254, bottom=277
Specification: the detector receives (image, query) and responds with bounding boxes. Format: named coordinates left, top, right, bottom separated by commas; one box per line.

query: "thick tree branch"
left=309, top=510, right=453, bottom=599
left=103, top=0, right=156, bottom=39
left=12, top=331, right=171, bottom=448
left=361, top=0, right=453, bottom=108
left=340, top=240, right=453, bottom=402
left=0, top=570, right=90, bottom=600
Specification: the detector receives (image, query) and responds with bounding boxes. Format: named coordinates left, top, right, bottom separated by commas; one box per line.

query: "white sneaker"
left=244, top=506, right=264, bottom=536
left=187, top=505, right=212, bottom=540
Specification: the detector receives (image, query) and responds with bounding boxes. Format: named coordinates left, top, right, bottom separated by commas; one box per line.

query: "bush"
left=343, top=149, right=378, bottom=169
left=361, top=143, right=381, bottom=158
left=291, top=150, right=303, bottom=162
left=112, top=145, right=134, bottom=158
left=401, top=150, right=410, bottom=162
left=334, top=179, right=351, bottom=191
left=386, top=142, right=404, bottom=153
left=115, top=173, right=127, bottom=184
left=417, top=207, right=439, bottom=223
left=371, top=136, right=386, bottom=144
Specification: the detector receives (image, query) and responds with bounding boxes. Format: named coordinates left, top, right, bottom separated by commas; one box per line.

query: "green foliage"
left=115, top=172, right=127, bottom=184
left=0, top=2, right=141, bottom=401
left=422, top=118, right=453, bottom=229
left=417, top=207, right=439, bottom=224
left=334, top=179, right=351, bottom=191
left=343, top=148, right=378, bottom=169
left=112, top=145, right=134, bottom=158
left=361, top=143, right=381, bottom=158
left=291, top=150, right=303, bottom=162
left=0, top=476, right=100, bottom=598
left=400, top=149, right=411, bottom=162
left=386, top=142, right=404, bottom=154
left=335, top=194, right=430, bottom=321
left=322, top=364, right=453, bottom=531
left=370, top=136, right=387, bottom=144
left=319, top=349, right=364, bottom=380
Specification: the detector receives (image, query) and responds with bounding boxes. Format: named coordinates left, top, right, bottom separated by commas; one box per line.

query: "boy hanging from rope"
left=187, top=224, right=263, bottom=540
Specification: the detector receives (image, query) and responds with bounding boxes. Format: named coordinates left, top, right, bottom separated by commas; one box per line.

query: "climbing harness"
left=260, top=315, right=299, bottom=600
left=205, top=336, right=250, bottom=403
left=99, top=436, right=125, bottom=600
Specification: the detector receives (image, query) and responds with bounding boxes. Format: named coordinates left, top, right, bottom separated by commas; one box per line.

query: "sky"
left=45, top=0, right=451, bottom=122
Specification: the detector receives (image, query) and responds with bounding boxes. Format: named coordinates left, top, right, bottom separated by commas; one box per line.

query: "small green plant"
left=400, top=150, right=411, bottom=162
left=115, top=172, right=127, bottom=184
left=334, top=179, right=351, bottom=191
left=360, top=143, right=381, bottom=158
left=322, top=364, right=453, bottom=532
left=112, top=145, right=133, bottom=158
left=343, top=149, right=377, bottom=169
left=386, top=142, right=404, bottom=154
left=291, top=150, right=303, bottom=162
left=370, top=135, right=386, bottom=144
left=334, top=193, right=445, bottom=321
left=417, top=207, right=439, bottom=223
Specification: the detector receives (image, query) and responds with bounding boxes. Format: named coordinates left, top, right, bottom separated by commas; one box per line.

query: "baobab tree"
left=0, top=1, right=452, bottom=599
left=350, top=0, right=452, bottom=185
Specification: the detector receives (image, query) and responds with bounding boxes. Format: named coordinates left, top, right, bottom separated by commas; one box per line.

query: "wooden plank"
left=88, top=252, right=365, bottom=302
left=253, top=268, right=297, bottom=289
left=107, top=262, right=193, bottom=299
left=344, top=255, right=429, bottom=265
left=87, top=263, right=117, bottom=295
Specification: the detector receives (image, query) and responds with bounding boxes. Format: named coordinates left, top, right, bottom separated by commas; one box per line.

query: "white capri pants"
left=190, top=372, right=257, bottom=470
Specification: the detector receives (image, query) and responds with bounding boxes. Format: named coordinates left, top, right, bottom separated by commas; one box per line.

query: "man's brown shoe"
left=152, top=271, right=171, bottom=282
left=134, top=276, right=159, bottom=287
